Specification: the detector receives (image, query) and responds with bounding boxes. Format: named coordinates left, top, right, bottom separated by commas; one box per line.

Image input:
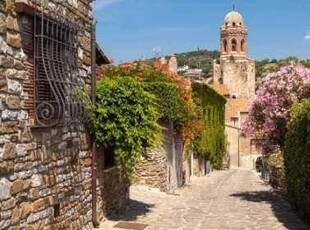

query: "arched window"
left=223, top=39, right=228, bottom=53
left=232, top=22, right=236, bottom=27
left=241, top=39, right=246, bottom=52
left=231, top=39, right=237, bottom=52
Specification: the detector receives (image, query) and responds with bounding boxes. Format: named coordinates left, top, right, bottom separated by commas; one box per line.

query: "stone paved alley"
left=98, top=169, right=309, bottom=230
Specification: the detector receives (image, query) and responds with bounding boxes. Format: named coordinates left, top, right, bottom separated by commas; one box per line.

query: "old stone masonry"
left=99, top=168, right=309, bottom=230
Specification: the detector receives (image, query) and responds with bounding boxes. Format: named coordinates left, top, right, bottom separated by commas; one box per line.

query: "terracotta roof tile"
left=209, top=84, right=230, bottom=96
left=227, top=98, right=250, bottom=118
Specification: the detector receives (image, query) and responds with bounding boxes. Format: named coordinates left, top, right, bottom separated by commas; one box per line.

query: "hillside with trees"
left=150, top=51, right=310, bottom=86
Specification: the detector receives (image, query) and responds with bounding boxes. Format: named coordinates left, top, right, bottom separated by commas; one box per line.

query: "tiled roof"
left=227, top=98, right=250, bottom=118
left=209, top=84, right=230, bottom=96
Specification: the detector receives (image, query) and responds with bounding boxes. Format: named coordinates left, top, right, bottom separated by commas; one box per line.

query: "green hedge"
left=88, top=77, right=161, bottom=180
left=284, top=98, right=310, bottom=220
left=192, top=83, right=226, bottom=169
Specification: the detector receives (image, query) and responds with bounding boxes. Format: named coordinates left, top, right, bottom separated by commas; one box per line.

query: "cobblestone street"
left=98, top=168, right=309, bottom=230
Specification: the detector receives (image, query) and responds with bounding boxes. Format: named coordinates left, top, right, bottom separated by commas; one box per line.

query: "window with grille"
left=19, top=6, right=87, bottom=127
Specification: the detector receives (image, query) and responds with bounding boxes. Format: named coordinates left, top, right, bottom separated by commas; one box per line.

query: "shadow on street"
left=230, top=190, right=309, bottom=230
left=108, top=199, right=155, bottom=221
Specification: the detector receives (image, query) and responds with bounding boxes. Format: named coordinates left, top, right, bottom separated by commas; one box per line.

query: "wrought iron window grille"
left=19, top=4, right=89, bottom=127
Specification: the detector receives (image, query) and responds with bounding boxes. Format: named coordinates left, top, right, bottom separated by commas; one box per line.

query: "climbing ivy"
left=192, top=83, right=226, bottom=169
left=87, top=77, right=161, bottom=180
left=103, top=63, right=203, bottom=147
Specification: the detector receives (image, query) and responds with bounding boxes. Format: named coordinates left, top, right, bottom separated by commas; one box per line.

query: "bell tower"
left=220, top=10, right=248, bottom=57
left=213, top=9, right=255, bottom=99
left=211, top=9, right=257, bottom=168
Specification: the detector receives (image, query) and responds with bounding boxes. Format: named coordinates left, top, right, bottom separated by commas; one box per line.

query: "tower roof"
left=224, top=11, right=244, bottom=26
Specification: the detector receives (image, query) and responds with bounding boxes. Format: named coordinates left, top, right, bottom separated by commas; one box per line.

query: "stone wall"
left=96, top=165, right=129, bottom=220
left=95, top=147, right=129, bottom=220
left=135, top=122, right=185, bottom=192
left=134, top=146, right=167, bottom=191
left=220, top=58, right=255, bottom=99
left=0, top=0, right=95, bottom=229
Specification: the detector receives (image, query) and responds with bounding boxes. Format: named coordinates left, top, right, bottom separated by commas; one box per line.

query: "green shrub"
left=88, top=77, right=161, bottom=180
left=284, top=98, right=310, bottom=220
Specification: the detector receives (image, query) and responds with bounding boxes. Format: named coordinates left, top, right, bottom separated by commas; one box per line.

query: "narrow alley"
left=99, top=169, right=309, bottom=230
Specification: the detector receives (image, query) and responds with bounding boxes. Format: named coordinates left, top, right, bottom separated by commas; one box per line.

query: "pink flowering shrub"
left=242, top=65, right=310, bottom=147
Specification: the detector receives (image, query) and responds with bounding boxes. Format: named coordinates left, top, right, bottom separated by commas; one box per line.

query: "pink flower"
left=242, top=65, right=310, bottom=149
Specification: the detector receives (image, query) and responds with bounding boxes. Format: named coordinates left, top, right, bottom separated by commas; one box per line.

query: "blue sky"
left=93, top=0, right=310, bottom=63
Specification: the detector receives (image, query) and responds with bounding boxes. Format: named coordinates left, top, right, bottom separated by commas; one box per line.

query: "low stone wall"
left=97, top=165, right=130, bottom=219
left=135, top=122, right=184, bottom=192
left=135, top=147, right=167, bottom=191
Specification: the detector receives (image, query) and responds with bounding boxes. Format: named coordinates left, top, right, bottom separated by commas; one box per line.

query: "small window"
left=20, top=9, right=86, bottom=127
left=54, top=204, right=60, bottom=218
left=231, top=117, right=239, bottom=126
left=232, top=22, right=236, bottom=27
left=223, top=39, right=228, bottom=53
left=231, top=39, right=237, bottom=52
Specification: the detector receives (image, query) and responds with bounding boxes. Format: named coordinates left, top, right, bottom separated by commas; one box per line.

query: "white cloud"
left=305, top=30, right=310, bottom=40
left=92, top=0, right=122, bottom=10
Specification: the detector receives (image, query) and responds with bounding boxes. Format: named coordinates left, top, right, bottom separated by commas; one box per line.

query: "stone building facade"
left=135, top=122, right=185, bottom=192
left=135, top=58, right=187, bottom=192
left=0, top=1, right=127, bottom=229
left=212, top=10, right=258, bottom=168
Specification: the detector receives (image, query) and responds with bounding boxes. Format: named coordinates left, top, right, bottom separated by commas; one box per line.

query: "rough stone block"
left=0, top=78, right=7, bottom=92
left=20, top=202, right=32, bottom=219
left=11, top=179, right=25, bottom=195
left=7, top=79, right=22, bottom=94
left=32, top=198, right=47, bottom=212
left=0, top=178, right=11, bottom=200
left=6, top=95, right=21, bottom=109
left=0, top=220, right=10, bottom=229
left=14, top=60, right=25, bottom=70
left=1, top=197, right=16, bottom=210
left=6, top=32, right=21, bottom=49
left=3, top=142, right=17, bottom=159
left=1, top=109, right=19, bottom=121
left=0, top=160, right=14, bottom=175
left=11, top=207, right=20, bottom=225
left=0, top=121, right=18, bottom=134
left=6, top=15, right=19, bottom=31
left=0, top=55, right=14, bottom=68
left=31, top=174, right=43, bottom=187
left=0, top=13, right=5, bottom=34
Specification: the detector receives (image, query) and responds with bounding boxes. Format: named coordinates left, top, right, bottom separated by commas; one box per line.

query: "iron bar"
left=33, top=5, right=86, bottom=127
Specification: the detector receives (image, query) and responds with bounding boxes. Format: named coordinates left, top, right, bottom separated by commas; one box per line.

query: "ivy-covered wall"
left=192, top=83, right=226, bottom=169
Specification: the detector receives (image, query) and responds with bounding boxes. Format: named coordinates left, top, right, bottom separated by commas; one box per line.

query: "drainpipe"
left=91, top=19, right=100, bottom=228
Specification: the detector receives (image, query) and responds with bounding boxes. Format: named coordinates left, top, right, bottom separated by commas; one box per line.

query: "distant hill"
left=148, top=49, right=220, bottom=78
left=148, top=51, right=310, bottom=85
left=173, top=49, right=221, bottom=77
left=255, top=57, right=310, bottom=87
